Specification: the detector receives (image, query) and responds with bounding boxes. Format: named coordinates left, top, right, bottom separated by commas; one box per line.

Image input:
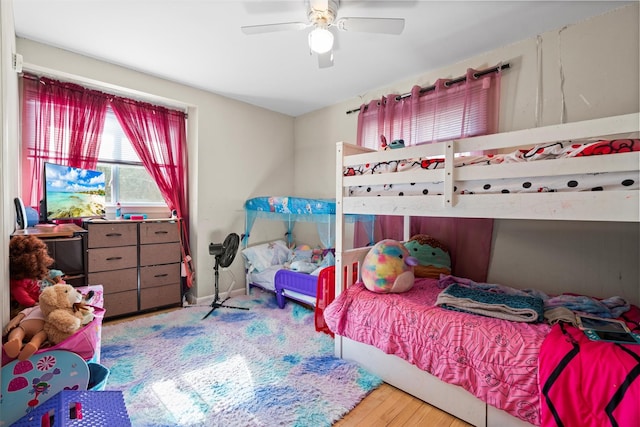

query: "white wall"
left=293, top=4, right=640, bottom=305
left=1, top=0, right=21, bottom=390
left=14, top=38, right=296, bottom=300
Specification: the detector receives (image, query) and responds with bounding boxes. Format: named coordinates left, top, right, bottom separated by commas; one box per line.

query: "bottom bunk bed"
left=324, top=247, right=640, bottom=427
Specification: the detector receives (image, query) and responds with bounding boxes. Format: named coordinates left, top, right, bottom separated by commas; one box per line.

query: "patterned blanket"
left=436, top=283, right=545, bottom=322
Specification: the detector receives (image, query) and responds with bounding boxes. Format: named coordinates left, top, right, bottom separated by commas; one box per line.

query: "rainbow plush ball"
left=361, top=239, right=417, bottom=293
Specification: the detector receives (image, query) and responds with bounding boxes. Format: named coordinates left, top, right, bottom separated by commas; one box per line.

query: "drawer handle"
left=154, top=273, right=168, bottom=278
left=154, top=231, right=169, bottom=235
left=106, top=256, right=123, bottom=261
left=106, top=233, right=123, bottom=237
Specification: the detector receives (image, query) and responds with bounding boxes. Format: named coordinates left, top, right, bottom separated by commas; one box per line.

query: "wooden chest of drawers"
left=85, top=220, right=182, bottom=319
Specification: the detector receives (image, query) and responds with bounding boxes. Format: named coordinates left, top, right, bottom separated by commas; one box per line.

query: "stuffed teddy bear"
left=9, top=235, right=54, bottom=316
left=404, top=234, right=452, bottom=278
left=361, top=239, right=418, bottom=293
left=2, top=305, right=47, bottom=361
left=38, top=284, right=93, bottom=345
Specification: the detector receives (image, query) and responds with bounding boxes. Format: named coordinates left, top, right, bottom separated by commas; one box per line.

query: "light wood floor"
left=334, top=383, right=471, bottom=427
left=105, top=308, right=471, bottom=427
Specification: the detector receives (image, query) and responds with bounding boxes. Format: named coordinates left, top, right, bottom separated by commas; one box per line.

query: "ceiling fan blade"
left=241, top=22, right=309, bottom=35
left=335, top=17, right=405, bottom=34
left=318, top=51, right=334, bottom=68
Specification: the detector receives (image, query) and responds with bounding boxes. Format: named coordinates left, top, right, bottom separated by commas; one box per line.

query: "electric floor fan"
left=202, top=232, right=248, bottom=319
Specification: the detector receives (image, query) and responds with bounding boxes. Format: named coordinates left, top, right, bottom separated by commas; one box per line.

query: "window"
left=357, top=68, right=501, bottom=151
left=98, top=107, right=165, bottom=205
left=21, top=75, right=173, bottom=210
left=21, top=73, right=192, bottom=288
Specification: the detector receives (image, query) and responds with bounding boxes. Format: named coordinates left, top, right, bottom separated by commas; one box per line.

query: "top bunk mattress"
left=345, top=138, right=639, bottom=196
left=337, top=113, right=640, bottom=221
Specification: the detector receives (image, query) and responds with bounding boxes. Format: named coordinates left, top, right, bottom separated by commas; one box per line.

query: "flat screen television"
left=42, top=162, right=106, bottom=222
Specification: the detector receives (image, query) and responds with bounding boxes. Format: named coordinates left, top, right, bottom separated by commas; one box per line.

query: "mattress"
left=247, top=264, right=282, bottom=292
left=345, top=139, right=639, bottom=196
left=324, top=278, right=551, bottom=425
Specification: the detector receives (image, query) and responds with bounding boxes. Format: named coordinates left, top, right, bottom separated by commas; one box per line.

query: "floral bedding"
left=324, top=278, right=550, bottom=425
left=345, top=139, right=639, bottom=196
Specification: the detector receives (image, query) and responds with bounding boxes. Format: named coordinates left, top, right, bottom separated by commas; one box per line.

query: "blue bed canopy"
left=243, top=196, right=374, bottom=248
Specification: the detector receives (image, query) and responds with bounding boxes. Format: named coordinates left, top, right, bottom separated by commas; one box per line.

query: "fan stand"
left=202, top=255, right=248, bottom=320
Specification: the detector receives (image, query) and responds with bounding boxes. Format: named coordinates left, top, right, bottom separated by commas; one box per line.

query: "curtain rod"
left=345, top=62, right=511, bottom=115
left=20, top=61, right=193, bottom=113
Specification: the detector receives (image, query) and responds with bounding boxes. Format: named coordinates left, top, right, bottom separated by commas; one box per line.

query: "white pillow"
left=242, top=240, right=292, bottom=273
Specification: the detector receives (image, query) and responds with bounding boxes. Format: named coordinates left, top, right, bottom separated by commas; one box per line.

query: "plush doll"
left=380, top=135, right=406, bottom=150
left=404, top=234, right=451, bottom=278
left=41, top=269, right=66, bottom=289
left=9, top=235, right=55, bottom=313
left=2, top=305, right=47, bottom=361
left=38, top=284, right=92, bottom=345
left=74, top=300, right=96, bottom=326
left=361, top=239, right=418, bottom=293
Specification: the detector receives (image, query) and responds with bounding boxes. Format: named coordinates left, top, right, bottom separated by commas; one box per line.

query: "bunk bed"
left=327, top=113, right=640, bottom=427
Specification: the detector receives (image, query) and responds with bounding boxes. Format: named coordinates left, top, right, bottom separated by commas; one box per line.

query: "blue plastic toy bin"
left=87, top=363, right=109, bottom=391
left=12, top=390, right=131, bottom=427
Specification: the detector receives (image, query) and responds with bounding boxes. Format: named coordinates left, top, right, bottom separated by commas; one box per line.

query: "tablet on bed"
left=576, top=314, right=640, bottom=345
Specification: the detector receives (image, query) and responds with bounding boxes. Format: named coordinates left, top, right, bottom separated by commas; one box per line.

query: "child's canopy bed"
left=326, top=113, right=640, bottom=427
left=242, top=197, right=372, bottom=332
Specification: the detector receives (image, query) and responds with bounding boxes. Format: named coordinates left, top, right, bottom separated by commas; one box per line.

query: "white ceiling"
left=12, top=0, right=632, bottom=117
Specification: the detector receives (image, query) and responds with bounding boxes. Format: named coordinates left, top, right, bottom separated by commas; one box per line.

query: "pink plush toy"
left=361, top=239, right=418, bottom=293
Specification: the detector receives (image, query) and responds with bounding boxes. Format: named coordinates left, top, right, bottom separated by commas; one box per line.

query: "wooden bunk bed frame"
left=333, top=113, right=640, bottom=427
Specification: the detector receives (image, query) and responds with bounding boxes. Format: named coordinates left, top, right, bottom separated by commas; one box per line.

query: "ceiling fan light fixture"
left=308, top=27, right=334, bottom=54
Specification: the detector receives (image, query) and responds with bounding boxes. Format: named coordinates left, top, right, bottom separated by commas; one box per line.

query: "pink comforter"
left=324, top=278, right=551, bottom=425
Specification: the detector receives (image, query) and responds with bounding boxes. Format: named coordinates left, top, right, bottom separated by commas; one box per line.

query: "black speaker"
left=14, top=197, right=27, bottom=230
left=39, top=199, right=47, bottom=223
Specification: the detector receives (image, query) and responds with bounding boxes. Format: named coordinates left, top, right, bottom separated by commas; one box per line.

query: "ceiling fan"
left=241, top=0, right=405, bottom=68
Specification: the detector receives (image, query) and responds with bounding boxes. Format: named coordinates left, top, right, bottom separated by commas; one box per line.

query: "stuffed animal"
left=2, top=305, right=47, bottom=361
left=9, top=235, right=54, bottom=315
left=41, top=269, right=66, bottom=289
left=380, top=135, right=406, bottom=150
left=38, top=284, right=93, bottom=345
left=361, top=239, right=418, bottom=293
left=404, top=234, right=451, bottom=278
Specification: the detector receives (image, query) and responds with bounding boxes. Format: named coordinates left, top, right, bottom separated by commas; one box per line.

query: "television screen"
left=43, top=162, right=106, bottom=221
